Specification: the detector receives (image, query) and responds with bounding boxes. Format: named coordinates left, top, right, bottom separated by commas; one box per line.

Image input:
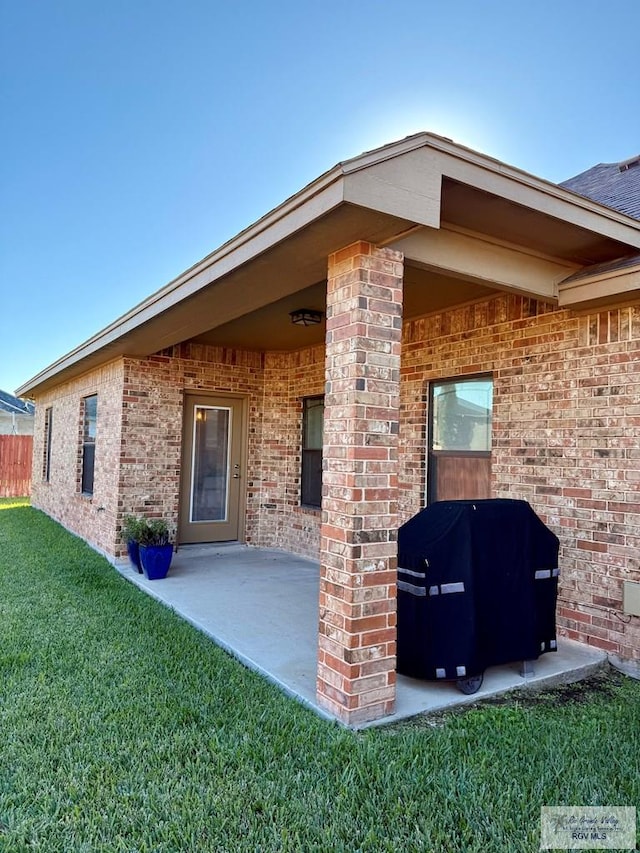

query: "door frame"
left=178, top=391, right=248, bottom=545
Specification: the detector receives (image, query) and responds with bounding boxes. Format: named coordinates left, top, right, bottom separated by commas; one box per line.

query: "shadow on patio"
left=116, top=543, right=607, bottom=728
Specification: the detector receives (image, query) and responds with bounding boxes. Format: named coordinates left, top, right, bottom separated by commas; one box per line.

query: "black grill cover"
left=397, top=499, right=559, bottom=681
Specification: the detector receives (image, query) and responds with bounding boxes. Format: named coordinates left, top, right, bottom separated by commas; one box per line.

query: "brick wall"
left=119, top=345, right=265, bottom=556
left=31, top=359, right=125, bottom=557
left=30, top=341, right=325, bottom=561
left=119, top=342, right=324, bottom=560
left=400, top=296, right=640, bottom=663
left=258, top=346, right=325, bottom=558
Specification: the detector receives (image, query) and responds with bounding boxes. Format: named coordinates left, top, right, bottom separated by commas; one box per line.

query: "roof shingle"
left=560, top=157, right=640, bottom=221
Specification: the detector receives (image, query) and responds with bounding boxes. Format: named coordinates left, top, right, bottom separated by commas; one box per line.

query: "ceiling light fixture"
left=289, top=308, right=324, bottom=326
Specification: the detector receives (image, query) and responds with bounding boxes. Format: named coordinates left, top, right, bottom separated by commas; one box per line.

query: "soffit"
left=441, top=178, right=636, bottom=265
left=109, top=203, right=414, bottom=354
left=190, top=268, right=493, bottom=351
left=19, top=204, right=414, bottom=395
left=182, top=166, right=640, bottom=355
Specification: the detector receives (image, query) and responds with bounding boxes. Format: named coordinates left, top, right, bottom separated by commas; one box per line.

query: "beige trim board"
left=390, top=226, right=576, bottom=299
left=343, top=147, right=442, bottom=229
left=558, top=263, right=640, bottom=308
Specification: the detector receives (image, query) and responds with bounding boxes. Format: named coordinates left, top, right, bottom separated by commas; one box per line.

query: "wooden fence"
left=0, top=435, right=33, bottom=497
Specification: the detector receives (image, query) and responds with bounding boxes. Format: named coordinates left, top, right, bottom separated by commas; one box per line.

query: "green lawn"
left=1, top=500, right=638, bottom=852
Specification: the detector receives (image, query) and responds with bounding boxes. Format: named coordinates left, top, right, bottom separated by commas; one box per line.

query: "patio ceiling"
left=189, top=266, right=492, bottom=351
left=19, top=133, right=640, bottom=396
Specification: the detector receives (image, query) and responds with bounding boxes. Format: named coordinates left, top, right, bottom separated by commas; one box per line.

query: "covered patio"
left=116, top=544, right=606, bottom=728
left=23, top=134, right=640, bottom=726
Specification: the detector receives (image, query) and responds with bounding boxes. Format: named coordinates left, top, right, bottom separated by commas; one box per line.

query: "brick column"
left=318, top=241, right=403, bottom=725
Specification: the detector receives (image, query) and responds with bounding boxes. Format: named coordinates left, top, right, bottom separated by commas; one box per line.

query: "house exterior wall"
left=257, top=346, right=325, bottom=559
left=29, top=293, right=639, bottom=666
left=29, top=342, right=325, bottom=561
left=31, top=359, right=125, bottom=556
left=118, top=345, right=265, bottom=557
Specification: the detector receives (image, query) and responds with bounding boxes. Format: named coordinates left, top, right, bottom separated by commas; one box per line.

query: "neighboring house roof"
left=17, top=133, right=640, bottom=398
left=560, top=156, right=640, bottom=221
left=0, top=390, right=35, bottom=416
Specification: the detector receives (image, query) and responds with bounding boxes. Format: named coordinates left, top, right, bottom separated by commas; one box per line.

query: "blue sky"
left=2, top=0, right=639, bottom=395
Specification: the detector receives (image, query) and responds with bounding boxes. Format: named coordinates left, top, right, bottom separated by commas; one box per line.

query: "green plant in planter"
left=122, top=515, right=145, bottom=542
left=122, top=515, right=145, bottom=573
left=138, top=518, right=170, bottom=547
left=138, top=519, right=173, bottom=580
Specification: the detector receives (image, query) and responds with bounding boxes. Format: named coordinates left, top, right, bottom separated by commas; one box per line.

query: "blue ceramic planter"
left=140, top=544, right=173, bottom=580
left=126, top=540, right=143, bottom=573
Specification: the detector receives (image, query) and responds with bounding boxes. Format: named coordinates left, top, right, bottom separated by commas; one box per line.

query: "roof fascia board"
left=340, top=132, right=442, bottom=172
left=124, top=171, right=345, bottom=319
left=421, top=134, right=640, bottom=230
left=163, top=164, right=345, bottom=292
left=391, top=226, right=577, bottom=299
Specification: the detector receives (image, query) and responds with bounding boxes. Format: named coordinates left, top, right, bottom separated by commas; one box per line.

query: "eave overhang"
left=18, top=132, right=640, bottom=398
left=558, top=253, right=640, bottom=309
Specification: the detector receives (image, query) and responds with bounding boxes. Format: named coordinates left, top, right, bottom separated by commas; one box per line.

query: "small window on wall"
left=301, top=396, right=324, bottom=508
left=42, top=407, right=53, bottom=482
left=81, top=395, right=98, bottom=496
left=428, top=376, right=493, bottom=503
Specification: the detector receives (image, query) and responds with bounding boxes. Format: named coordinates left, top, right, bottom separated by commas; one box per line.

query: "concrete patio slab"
left=116, top=544, right=607, bottom=728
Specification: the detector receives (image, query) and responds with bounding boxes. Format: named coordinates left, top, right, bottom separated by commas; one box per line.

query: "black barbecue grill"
left=397, top=499, right=559, bottom=693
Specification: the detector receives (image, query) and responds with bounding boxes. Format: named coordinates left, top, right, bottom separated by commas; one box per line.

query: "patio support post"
left=318, top=240, right=404, bottom=725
